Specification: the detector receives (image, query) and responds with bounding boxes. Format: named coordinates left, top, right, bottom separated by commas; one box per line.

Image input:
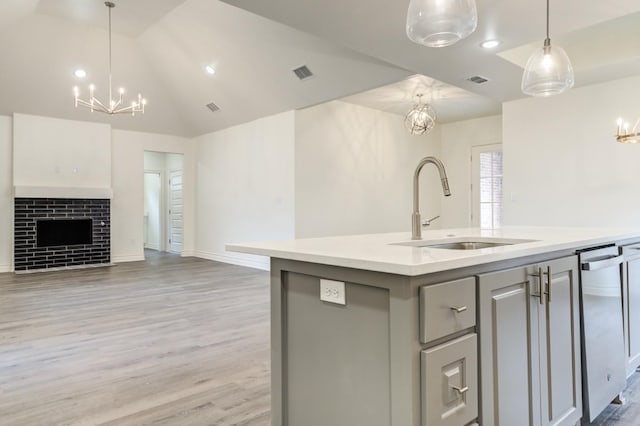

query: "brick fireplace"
left=14, top=197, right=110, bottom=272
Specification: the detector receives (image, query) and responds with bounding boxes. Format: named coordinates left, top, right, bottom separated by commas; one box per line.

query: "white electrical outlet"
left=320, top=279, right=346, bottom=305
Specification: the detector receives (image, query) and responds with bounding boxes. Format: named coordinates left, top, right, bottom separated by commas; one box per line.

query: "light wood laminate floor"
left=2, top=251, right=640, bottom=425
left=0, top=251, right=270, bottom=425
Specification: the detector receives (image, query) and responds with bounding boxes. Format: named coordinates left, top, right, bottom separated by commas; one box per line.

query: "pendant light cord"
left=108, top=2, right=113, bottom=103
left=546, top=0, right=550, bottom=40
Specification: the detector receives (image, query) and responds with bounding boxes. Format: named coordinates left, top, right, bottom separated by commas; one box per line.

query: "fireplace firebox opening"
left=36, top=219, right=93, bottom=247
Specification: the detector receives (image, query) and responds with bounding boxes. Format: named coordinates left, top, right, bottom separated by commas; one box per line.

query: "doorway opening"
left=143, top=151, right=184, bottom=257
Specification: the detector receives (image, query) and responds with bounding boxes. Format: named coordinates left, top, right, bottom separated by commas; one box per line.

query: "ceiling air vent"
left=205, top=102, right=220, bottom=113
left=467, top=75, right=489, bottom=84
left=293, top=65, right=314, bottom=80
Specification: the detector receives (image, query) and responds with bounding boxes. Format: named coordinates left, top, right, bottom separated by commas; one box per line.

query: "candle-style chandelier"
left=73, top=2, right=146, bottom=116
left=616, top=118, right=640, bottom=143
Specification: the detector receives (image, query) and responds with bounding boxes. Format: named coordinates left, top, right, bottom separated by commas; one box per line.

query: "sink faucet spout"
left=412, top=156, right=451, bottom=240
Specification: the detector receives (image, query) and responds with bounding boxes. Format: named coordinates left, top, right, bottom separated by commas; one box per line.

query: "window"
left=471, top=144, right=503, bottom=228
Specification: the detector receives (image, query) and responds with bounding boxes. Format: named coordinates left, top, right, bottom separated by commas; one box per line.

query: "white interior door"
left=471, top=144, right=503, bottom=228
left=168, top=170, right=184, bottom=254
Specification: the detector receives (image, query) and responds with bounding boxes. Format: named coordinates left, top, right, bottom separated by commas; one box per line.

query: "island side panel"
left=270, top=259, right=420, bottom=426
left=286, top=272, right=390, bottom=426
left=270, top=261, right=285, bottom=426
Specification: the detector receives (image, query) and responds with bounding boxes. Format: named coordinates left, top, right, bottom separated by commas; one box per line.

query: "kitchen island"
left=227, top=227, right=640, bottom=426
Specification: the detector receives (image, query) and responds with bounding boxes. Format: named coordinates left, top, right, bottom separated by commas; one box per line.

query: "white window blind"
left=478, top=151, right=503, bottom=228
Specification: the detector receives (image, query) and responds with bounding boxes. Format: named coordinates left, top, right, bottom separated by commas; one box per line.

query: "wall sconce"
left=616, top=118, right=640, bottom=143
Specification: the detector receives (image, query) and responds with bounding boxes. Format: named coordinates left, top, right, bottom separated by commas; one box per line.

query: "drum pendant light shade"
left=521, top=0, right=574, bottom=97
left=406, top=0, right=478, bottom=48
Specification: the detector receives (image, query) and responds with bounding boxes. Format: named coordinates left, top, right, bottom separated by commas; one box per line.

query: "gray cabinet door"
left=478, top=265, right=541, bottom=426
left=536, top=256, right=582, bottom=426
left=624, top=248, right=640, bottom=376
left=421, top=333, right=478, bottom=426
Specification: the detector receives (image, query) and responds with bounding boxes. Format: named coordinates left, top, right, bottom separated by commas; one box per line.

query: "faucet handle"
left=421, top=215, right=440, bottom=227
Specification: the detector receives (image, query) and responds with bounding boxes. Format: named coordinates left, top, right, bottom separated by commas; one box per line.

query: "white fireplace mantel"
left=14, top=186, right=113, bottom=199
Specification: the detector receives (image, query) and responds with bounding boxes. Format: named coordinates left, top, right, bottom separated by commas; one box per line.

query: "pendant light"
left=406, top=0, right=478, bottom=48
left=405, top=94, right=437, bottom=135
left=521, top=0, right=574, bottom=97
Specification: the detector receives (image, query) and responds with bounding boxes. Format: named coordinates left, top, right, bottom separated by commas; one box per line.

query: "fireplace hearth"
left=14, top=198, right=110, bottom=272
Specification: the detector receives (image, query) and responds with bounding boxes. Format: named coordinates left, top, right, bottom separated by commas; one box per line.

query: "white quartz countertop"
left=226, top=226, right=640, bottom=276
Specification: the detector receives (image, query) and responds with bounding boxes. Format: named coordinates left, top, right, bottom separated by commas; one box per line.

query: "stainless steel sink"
left=426, top=241, right=510, bottom=250
left=391, top=237, right=537, bottom=250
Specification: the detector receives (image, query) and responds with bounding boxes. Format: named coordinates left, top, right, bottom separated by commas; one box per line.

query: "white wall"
left=503, top=75, right=640, bottom=227
left=193, top=111, right=295, bottom=270
left=439, top=115, right=502, bottom=228
left=111, top=130, right=194, bottom=262
left=13, top=114, right=111, bottom=190
left=0, top=116, right=12, bottom=272
left=166, top=153, right=183, bottom=171
left=294, top=101, right=441, bottom=238
left=144, top=151, right=166, bottom=171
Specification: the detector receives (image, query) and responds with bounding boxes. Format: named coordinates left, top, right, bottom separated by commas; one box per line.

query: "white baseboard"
left=0, top=264, right=12, bottom=273
left=144, top=243, right=160, bottom=251
left=194, top=250, right=270, bottom=271
left=181, top=250, right=196, bottom=257
left=112, top=254, right=145, bottom=263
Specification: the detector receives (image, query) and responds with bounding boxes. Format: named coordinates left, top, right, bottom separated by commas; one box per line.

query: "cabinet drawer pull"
left=451, top=385, right=469, bottom=394
left=450, top=305, right=468, bottom=313
left=530, top=267, right=545, bottom=305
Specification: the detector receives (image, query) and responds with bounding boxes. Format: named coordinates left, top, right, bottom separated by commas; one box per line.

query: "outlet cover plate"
left=320, top=279, right=346, bottom=305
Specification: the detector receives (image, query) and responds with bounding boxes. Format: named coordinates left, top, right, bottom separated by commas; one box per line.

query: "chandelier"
left=73, top=2, right=146, bottom=116
left=616, top=118, right=640, bottom=143
left=404, top=94, right=436, bottom=135
left=521, top=0, right=574, bottom=97
left=406, top=0, right=477, bottom=48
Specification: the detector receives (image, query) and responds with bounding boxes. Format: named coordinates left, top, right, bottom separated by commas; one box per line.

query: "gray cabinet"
left=270, top=251, right=586, bottom=426
left=622, top=243, right=640, bottom=377
left=478, top=255, right=581, bottom=426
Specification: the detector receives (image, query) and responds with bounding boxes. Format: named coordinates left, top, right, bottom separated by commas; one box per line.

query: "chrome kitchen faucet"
left=412, top=156, right=451, bottom=240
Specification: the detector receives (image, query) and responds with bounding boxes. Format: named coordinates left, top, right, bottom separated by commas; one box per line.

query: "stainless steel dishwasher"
left=579, top=245, right=626, bottom=423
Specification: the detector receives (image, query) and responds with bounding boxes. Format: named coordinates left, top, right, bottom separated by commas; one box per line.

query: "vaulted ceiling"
left=1, top=0, right=640, bottom=137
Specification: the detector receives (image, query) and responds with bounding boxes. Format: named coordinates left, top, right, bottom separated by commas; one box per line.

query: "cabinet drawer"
left=420, top=277, right=476, bottom=343
left=421, top=333, right=478, bottom=426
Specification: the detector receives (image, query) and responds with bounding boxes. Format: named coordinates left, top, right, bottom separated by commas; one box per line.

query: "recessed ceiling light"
left=205, top=65, right=216, bottom=75
left=74, top=69, right=87, bottom=78
left=480, top=39, right=501, bottom=49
